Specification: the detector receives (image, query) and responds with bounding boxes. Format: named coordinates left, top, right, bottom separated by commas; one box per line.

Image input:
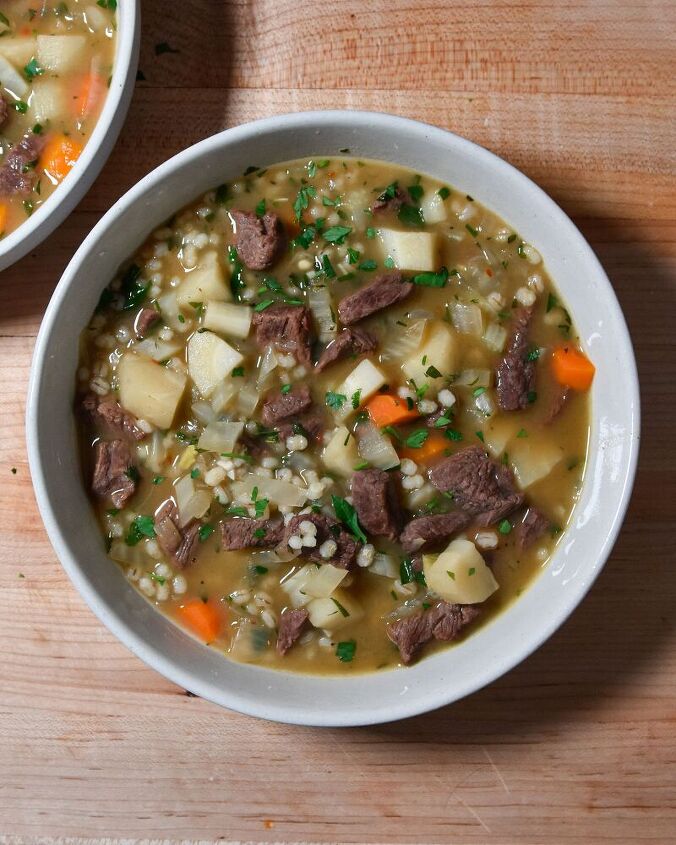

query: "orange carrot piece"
left=551, top=346, right=595, bottom=391
left=73, top=72, right=107, bottom=119
left=400, top=431, right=448, bottom=464
left=366, top=393, right=420, bottom=428
left=39, top=134, right=84, bottom=184
left=0, top=203, right=8, bottom=233
left=178, top=599, right=224, bottom=643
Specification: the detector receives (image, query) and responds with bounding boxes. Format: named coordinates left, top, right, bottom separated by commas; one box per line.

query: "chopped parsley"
left=332, top=495, right=367, bottom=543
left=404, top=429, right=429, bottom=449
left=325, top=390, right=347, bottom=411
left=359, top=259, right=377, bottom=271
left=412, top=267, right=449, bottom=287
left=23, top=58, right=44, bottom=80
left=152, top=475, right=165, bottom=485
left=351, top=389, right=362, bottom=409
left=280, top=383, right=292, bottom=394
left=347, top=247, right=360, bottom=264
left=198, top=524, right=214, bottom=542
left=231, top=366, right=245, bottom=377
left=293, top=185, right=316, bottom=221
left=254, top=198, right=266, bottom=217
left=323, top=225, right=352, bottom=244
left=397, top=204, right=424, bottom=227
left=125, top=515, right=155, bottom=546
left=335, top=640, right=356, bottom=662
left=465, top=223, right=479, bottom=237
left=437, top=186, right=451, bottom=199
left=425, top=365, right=442, bottom=378
left=498, top=519, right=512, bottom=535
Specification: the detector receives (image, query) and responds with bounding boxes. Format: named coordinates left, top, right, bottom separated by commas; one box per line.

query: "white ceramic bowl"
left=0, top=1, right=140, bottom=271
left=27, top=111, right=640, bottom=726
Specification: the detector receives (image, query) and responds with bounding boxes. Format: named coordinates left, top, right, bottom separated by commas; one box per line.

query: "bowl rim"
left=27, top=110, right=641, bottom=726
left=0, top=0, right=140, bottom=271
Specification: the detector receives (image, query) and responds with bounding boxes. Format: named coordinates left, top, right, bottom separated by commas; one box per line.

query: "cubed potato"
left=177, top=251, right=231, bottom=306
left=334, top=359, right=386, bottom=420
left=509, top=439, right=564, bottom=489
left=31, top=78, right=67, bottom=123
left=118, top=352, right=187, bottom=429
left=203, top=301, right=252, bottom=339
left=420, top=190, right=448, bottom=224
left=423, top=538, right=498, bottom=604
left=482, top=417, right=521, bottom=459
left=307, top=588, right=364, bottom=632
left=0, top=37, right=37, bottom=68
left=321, top=426, right=359, bottom=477
left=187, top=330, right=243, bottom=398
left=36, top=35, right=87, bottom=73
left=302, top=564, right=349, bottom=599
left=378, top=228, right=437, bottom=271
left=402, top=320, right=457, bottom=390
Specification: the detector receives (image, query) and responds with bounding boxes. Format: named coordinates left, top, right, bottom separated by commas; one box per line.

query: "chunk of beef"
left=261, top=384, right=312, bottom=427
left=240, top=432, right=273, bottom=461
left=82, top=393, right=146, bottom=441
left=134, top=307, right=161, bottom=338
left=315, top=327, right=377, bottom=372
left=284, top=513, right=360, bottom=569
left=0, top=131, right=46, bottom=196
left=428, top=446, right=524, bottom=526
left=91, top=440, right=136, bottom=508
left=154, top=500, right=201, bottom=568
left=252, top=304, right=313, bottom=366
left=544, top=387, right=570, bottom=425
left=399, top=511, right=472, bottom=553
left=277, top=405, right=326, bottom=443
left=0, top=97, right=8, bottom=130
left=220, top=517, right=285, bottom=550
left=515, top=506, right=550, bottom=552
left=372, top=183, right=411, bottom=213
left=351, top=468, right=404, bottom=541
left=496, top=307, right=536, bottom=410
left=387, top=601, right=481, bottom=664
left=337, top=272, right=413, bottom=326
left=276, top=607, right=309, bottom=655
left=231, top=209, right=286, bottom=270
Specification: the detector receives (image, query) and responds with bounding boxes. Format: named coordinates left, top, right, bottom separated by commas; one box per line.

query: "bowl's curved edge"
left=26, top=110, right=641, bottom=726
left=0, top=0, right=141, bottom=272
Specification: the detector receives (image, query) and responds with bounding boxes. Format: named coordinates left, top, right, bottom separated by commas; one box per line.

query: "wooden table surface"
left=1, top=1, right=674, bottom=842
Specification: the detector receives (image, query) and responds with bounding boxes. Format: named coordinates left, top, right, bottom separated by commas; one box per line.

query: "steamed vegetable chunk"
left=0, top=2, right=116, bottom=237
left=76, top=155, right=591, bottom=675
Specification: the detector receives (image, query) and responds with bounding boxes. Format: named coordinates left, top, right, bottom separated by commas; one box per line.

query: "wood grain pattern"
left=0, top=1, right=674, bottom=842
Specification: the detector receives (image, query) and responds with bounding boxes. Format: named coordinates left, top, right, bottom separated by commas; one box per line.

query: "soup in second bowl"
left=0, top=1, right=117, bottom=237
left=75, top=156, right=594, bottom=673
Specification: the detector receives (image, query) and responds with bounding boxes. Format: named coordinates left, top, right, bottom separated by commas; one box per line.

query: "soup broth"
left=0, top=0, right=116, bottom=236
left=76, top=156, right=592, bottom=674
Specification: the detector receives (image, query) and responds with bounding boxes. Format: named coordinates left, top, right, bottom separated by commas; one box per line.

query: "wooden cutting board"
left=0, top=1, right=674, bottom=842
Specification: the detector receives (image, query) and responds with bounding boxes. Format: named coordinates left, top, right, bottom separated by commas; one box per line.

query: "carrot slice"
left=178, top=599, right=224, bottom=643
left=551, top=346, right=595, bottom=391
left=0, top=203, right=8, bottom=234
left=366, top=393, right=420, bottom=428
left=400, top=431, right=448, bottom=464
left=39, top=134, right=84, bottom=184
left=73, top=72, right=107, bottom=119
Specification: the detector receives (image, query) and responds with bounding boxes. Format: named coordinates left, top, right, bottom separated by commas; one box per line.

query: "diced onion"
left=307, top=285, right=337, bottom=344
left=231, top=474, right=308, bottom=508
left=191, top=400, right=216, bottom=426
left=302, top=564, right=348, bottom=598
left=475, top=391, right=495, bottom=417
left=197, top=420, right=244, bottom=453
left=0, top=55, right=28, bottom=97
left=280, top=563, right=317, bottom=608
left=135, top=338, right=182, bottom=362
left=483, top=322, right=508, bottom=353
left=356, top=422, right=400, bottom=470
left=257, top=345, right=279, bottom=388
left=370, top=553, right=399, bottom=579
left=138, top=430, right=167, bottom=474
left=456, top=368, right=492, bottom=387
left=211, top=379, right=238, bottom=414
left=174, top=475, right=211, bottom=527
left=449, top=302, right=483, bottom=336
left=236, top=381, right=260, bottom=416
left=109, top=540, right=146, bottom=566
left=156, top=292, right=182, bottom=331
left=380, top=319, right=427, bottom=361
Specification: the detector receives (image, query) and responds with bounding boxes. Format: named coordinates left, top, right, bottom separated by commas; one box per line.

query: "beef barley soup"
left=76, top=156, right=594, bottom=673
left=0, top=1, right=117, bottom=237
